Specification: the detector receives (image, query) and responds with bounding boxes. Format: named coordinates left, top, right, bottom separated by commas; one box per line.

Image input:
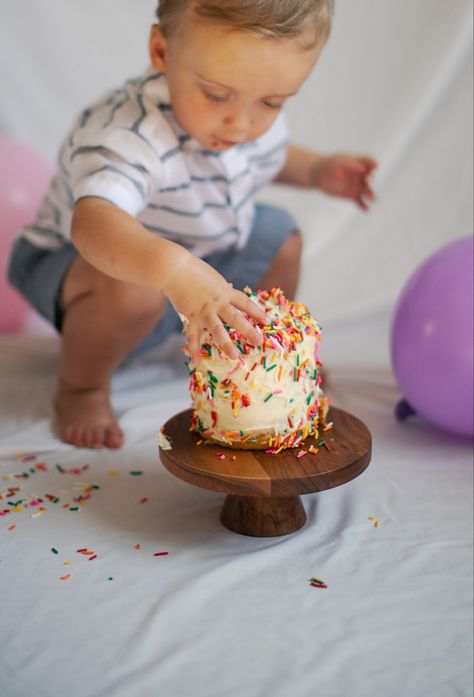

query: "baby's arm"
left=274, top=145, right=378, bottom=211
left=71, top=197, right=268, bottom=363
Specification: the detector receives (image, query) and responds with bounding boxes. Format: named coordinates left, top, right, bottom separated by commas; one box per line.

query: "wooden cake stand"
left=159, top=407, right=371, bottom=537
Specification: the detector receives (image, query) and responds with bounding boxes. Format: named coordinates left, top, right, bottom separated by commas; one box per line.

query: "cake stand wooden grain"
left=159, top=407, right=371, bottom=537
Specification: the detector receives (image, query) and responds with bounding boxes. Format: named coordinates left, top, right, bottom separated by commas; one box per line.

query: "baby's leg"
left=55, top=255, right=167, bottom=448
left=258, top=230, right=329, bottom=386
left=258, top=230, right=302, bottom=300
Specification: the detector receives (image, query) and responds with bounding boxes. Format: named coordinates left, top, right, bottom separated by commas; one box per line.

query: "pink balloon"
left=0, top=139, right=54, bottom=333
left=391, top=237, right=474, bottom=437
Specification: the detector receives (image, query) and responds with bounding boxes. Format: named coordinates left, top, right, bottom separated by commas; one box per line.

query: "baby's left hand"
left=310, top=154, right=378, bottom=211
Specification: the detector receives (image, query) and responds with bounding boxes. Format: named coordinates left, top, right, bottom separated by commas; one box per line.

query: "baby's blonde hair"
left=156, top=0, right=334, bottom=48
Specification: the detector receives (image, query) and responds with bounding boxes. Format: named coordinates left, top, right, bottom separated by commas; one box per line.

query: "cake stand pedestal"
left=159, top=407, right=371, bottom=537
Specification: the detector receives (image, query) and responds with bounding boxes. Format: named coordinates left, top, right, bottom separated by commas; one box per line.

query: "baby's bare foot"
left=54, top=384, right=124, bottom=449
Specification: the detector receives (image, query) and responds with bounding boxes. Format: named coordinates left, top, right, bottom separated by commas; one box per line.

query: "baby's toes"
left=105, top=424, right=124, bottom=449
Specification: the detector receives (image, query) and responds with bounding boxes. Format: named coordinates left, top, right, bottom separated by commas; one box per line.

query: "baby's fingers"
left=359, top=179, right=376, bottom=209
left=360, top=156, right=378, bottom=174
left=224, top=306, right=263, bottom=347
left=185, top=324, right=202, bottom=366
left=355, top=185, right=376, bottom=211
left=233, top=291, right=272, bottom=328
left=209, top=318, right=240, bottom=360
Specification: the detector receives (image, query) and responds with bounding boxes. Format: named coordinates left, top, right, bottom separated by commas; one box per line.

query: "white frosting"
left=188, top=288, right=325, bottom=448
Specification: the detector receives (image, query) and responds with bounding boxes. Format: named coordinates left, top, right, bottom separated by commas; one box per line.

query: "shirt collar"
left=140, top=68, right=205, bottom=154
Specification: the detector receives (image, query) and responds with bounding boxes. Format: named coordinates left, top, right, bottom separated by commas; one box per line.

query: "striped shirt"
left=23, top=68, right=289, bottom=258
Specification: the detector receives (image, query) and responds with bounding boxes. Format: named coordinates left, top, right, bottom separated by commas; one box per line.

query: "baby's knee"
left=66, top=259, right=166, bottom=324
left=280, top=230, right=303, bottom=264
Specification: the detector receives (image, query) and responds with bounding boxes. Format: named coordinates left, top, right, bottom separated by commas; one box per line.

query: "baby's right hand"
left=161, top=255, right=270, bottom=365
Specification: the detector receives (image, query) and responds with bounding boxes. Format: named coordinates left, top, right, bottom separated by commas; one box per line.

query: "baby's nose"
left=223, top=108, right=252, bottom=134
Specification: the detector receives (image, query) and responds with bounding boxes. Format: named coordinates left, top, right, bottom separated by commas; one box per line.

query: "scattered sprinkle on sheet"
left=56, top=464, right=90, bottom=475
left=309, top=577, right=328, bottom=589
left=368, top=516, right=381, bottom=527
left=20, top=454, right=37, bottom=463
left=2, top=455, right=174, bottom=586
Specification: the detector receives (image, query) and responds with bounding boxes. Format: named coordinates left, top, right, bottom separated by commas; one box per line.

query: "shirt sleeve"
left=69, top=107, right=165, bottom=217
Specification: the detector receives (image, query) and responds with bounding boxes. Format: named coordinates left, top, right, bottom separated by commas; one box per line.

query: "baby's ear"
left=149, top=24, right=168, bottom=72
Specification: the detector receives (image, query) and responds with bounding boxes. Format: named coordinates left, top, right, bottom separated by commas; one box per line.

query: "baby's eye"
left=203, top=91, right=227, bottom=103
left=262, top=100, right=284, bottom=111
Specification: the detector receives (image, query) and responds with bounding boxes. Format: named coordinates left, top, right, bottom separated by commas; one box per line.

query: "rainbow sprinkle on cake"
left=187, top=287, right=328, bottom=452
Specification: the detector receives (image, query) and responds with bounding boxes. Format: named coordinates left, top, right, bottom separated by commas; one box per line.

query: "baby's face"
left=150, top=18, right=321, bottom=151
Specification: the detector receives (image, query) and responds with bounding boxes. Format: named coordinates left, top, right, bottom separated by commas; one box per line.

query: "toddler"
left=8, top=0, right=377, bottom=449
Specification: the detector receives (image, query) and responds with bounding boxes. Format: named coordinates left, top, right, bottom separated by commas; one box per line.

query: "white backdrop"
left=0, top=0, right=473, bottom=362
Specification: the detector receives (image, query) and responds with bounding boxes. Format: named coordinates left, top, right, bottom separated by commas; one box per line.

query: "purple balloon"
left=391, top=237, right=474, bottom=437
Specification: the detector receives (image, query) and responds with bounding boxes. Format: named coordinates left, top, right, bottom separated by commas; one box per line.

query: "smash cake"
left=187, top=287, right=329, bottom=452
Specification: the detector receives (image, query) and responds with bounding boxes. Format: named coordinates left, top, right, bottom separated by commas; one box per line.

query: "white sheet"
left=0, top=335, right=472, bottom=697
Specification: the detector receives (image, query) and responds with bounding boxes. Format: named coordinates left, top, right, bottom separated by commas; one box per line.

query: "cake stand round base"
left=159, top=407, right=371, bottom=538
left=220, top=494, right=307, bottom=537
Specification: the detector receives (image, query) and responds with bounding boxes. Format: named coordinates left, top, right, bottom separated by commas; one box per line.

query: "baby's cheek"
left=187, top=101, right=213, bottom=132
left=178, top=105, right=203, bottom=137
left=250, top=116, right=277, bottom=142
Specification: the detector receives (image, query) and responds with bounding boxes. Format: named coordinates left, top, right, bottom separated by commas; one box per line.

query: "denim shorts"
left=8, top=203, right=298, bottom=357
